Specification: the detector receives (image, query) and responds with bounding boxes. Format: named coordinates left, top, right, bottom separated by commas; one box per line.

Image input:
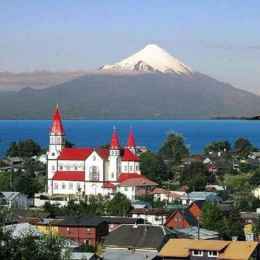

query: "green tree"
left=6, top=139, right=42, bottom=158
left=139, top=151, right=168, bottom=182
left=204, top=140, right=231, bottom=154
left=180, top=161, right=213, bottom=191
left=202, top=202, right=225, bottom=231
left=65, top=139, right=74, bottom=148
left=250, top=167, right=260, bottom=186
left=106, top=193, right=132, bottom=216
left=202, top=203, right=244, bottom=240
left=159, top=133, right=189, bottom=163
left=234, top=137, right=256, bottom=157
left=0, top=208, right=67, bottom=260
left=0, top=172, right=11, bottom=191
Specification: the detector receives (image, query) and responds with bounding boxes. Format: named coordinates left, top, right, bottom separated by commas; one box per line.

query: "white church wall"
left=85, top=151, right=104, bottom=182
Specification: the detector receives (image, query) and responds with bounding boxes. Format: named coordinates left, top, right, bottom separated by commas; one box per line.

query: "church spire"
left=50, top=104, right=64, bottom=135
left=110, top=126, right=120, bottom=150
left=127, top=127, right=136, bottom=149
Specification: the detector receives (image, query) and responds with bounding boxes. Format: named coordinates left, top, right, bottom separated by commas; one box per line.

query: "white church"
left=47, top=106, right=157, bottom=201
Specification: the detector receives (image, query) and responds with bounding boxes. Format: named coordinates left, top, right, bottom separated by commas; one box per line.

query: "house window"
left=74, top=166, right=78, bottom=170
left=77, top=183, right=81, bottom=191
left=124, top=166, right=127, bottom=172
left=52, top=165, right=55, bottom=171
left=54, top=183, right=58, bottom=190
left=192, top=250, right=203, bottom=256
left=89, top=166, right=99, bottom=181
left=136, top=165, right=139, bottom=171
left=111, top=172, right=114, bottom=178
left=62, top=183, right=66, bottom=189
left=208, top=251, right=218, bottom=257
left=124, top=187, right=128, bottom=191
left=129, top=166, right=133, bottom=171
left=59, top=165, right=63, bottom=170
left=93, top=155, right=96, bottom=161
left=69, top=183, right=73, bottom=190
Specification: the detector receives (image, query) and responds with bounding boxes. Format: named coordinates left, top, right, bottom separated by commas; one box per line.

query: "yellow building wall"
left=35, top=225, right=59, bottom=236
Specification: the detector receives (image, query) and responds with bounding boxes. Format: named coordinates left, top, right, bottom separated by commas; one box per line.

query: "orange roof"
left=119, top=175, right=158, bottom=187
left=118, top=173, right=142, bottom=182
left=219, top=241, right=258, bottom=260
left=159, top=239, right=230, bottom=258
left=159, top=239, right=191, bottom=258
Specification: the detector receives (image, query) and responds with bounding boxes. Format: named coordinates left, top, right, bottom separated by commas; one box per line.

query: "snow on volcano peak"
left=101, top=44, right=192, bottom=75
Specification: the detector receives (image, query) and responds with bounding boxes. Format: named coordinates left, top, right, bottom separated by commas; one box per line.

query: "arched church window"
left=89, top=166, right=99, bottom=181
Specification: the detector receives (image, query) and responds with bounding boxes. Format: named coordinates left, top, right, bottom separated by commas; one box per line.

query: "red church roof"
left=102, top=181, right=115, bottom=189
left=122, top=148, right=139, bottom=162
left=127, top=128, right=136, bottom=148
left=53, top=171, right=85, bottom=181
left=58, top=148, right=93, bottom=161
left=96, top=148, right=109, bottom=160
left=50, top=105, right=64, bottom=135
left=110, top=127, right=120, bottom=149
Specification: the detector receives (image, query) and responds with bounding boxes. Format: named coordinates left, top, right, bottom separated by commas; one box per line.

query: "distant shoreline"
left=0, top=117, right=259, bottom=121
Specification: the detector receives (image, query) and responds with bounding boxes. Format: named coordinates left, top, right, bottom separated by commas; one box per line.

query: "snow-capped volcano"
left=101, top=44, right=192, bottom=75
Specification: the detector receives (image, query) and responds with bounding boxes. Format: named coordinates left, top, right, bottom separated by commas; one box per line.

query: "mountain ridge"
left=0, top=44, right=260, bottom=119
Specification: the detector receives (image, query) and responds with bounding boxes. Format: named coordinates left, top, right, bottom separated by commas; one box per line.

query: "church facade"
left=47, top=106, right=157, bottom=201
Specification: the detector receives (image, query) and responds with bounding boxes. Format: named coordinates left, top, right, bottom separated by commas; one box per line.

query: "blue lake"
left=0, top=120, right=260, bottom=157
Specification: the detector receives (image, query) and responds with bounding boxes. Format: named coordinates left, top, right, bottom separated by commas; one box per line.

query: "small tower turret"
left=108, top=127, right=120, bottom=181
left=48, top=105, right=65, bottom=158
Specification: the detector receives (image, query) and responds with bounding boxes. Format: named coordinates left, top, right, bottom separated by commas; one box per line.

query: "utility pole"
left=197, top=216, right=200, bottom=240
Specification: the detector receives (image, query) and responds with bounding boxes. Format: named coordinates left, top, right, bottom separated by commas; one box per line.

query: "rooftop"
left=104, top=224, right=167, bottom=251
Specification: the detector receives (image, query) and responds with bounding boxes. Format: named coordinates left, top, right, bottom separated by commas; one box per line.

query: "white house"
left=47, top=106, right=157, bottom=201
left=0, top=192, right=30, bottom=209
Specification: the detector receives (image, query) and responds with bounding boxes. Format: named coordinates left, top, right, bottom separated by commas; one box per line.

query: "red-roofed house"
left=47, top=106, right=156, bottom=200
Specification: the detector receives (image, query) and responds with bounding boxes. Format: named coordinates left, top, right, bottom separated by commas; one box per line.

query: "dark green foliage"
left=44, top=193, right=132, bottom=217
left=201, top=202, right=225, bottom=232
left=65, top=139, right=74, bottom=148
left=13, top=159, right=45, bottom=197
left=159, top=133, right=189, bottom=163
left=204, top=140, right=231, bottom=154
left=250, top=167, right=260, bottom=186
left=233, top=137, right=256, bottom=157
left=6, top=139, right=42, bottom=158
left=0, top=172, right=11, bottom=191
left=106, top=193, right=132, bottom=216
left=139, top=151, right=168, bottom=182
left=0, top=209, right=67, bottom=260
left=201, top=202, right=244, bottom=240
left=78, top=243, right=95, bottom=252
left=254, top=215, right=260, bottom=238
left=180, top=161, right=214, bottom=191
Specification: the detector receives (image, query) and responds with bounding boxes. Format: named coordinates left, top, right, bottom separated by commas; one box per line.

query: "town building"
left=47, top=106, right=157, bottom=200
left=0, top=191, right=31, bottom=209
left=55, top=216, right=108, bottom=247
left=165, top=209, right=198, bottom=229
left=103, top=224, right=169, bottom=260
left=159, top=239, right=259, bottom=260
left=130, top=208, right=170, bottom=225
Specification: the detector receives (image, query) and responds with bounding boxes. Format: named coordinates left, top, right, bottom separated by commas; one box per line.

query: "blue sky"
left=0, top=1, right=260, bottom=93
